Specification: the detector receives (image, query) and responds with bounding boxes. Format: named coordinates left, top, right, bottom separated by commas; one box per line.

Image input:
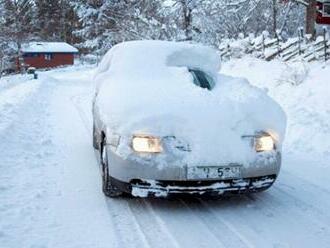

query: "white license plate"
left=187, top=166, right=242, bottom=180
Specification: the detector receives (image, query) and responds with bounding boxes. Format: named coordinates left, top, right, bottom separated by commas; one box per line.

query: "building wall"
left=22, top=53, right=75, bottom=69
left=316, top=2, right=330, bottom=25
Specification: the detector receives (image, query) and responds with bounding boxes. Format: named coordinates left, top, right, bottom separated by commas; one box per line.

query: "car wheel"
left=93, top=123, right=99, bottom=150
left=100, top=138, right=123, bottom=198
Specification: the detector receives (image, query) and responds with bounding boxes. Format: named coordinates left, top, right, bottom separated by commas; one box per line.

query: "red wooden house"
left=316, top=0, right=330, bottom=25
left=19, top=42, right=79, bottom=70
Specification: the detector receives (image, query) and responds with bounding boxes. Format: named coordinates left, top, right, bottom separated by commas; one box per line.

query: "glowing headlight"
left=132, top=135, right=163, bottom=153
left=255, top=135, right=275, bottom=152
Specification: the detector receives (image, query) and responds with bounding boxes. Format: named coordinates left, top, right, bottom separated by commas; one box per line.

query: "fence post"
left=276, top=30, right=281, bottom=57
left=0, top=57, right=3, bottom=79
left=262, top=33, right=265, bottom=53
left=227, top=44, right=231, bottom=60
left=323, top=26, right=328, bottom=62
left=298, top=27, right=304, bottom=55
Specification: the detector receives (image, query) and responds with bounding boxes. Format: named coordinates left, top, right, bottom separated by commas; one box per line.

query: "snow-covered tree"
left=0, top=0, right=317, bottom=58
left=0, top=0, right=35, bottom=71
left=74, top=0, right=173, bottom=53
left=34, top=0, right=81, bottom=43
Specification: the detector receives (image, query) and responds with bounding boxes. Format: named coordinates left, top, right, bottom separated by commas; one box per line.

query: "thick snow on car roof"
left=96, top=40, right=221, bottom=76
left=21, top=42, right=78, bottom=53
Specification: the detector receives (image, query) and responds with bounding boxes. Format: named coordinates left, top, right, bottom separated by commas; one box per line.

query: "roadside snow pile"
left=0, top=75, right=41, bottom=132
left=95, top=41, right=286, bottom=167
left=222, top=57, right=330, bottom=164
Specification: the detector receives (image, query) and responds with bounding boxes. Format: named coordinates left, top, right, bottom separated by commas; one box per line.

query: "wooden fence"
left=219, top=28, right=330, bottom=63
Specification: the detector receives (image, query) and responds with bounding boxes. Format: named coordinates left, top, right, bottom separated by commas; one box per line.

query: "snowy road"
left=1, top=65, right=330, bottom=248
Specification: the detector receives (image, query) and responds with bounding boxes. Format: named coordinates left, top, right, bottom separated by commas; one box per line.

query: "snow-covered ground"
left=1, top=58, right=330, bottom=248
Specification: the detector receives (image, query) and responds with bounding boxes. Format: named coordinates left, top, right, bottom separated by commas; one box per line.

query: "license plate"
left=187, top=166, right=242, bottom=180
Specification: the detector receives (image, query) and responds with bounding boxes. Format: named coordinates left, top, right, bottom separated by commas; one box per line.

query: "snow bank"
left=0, top=75, right=41, bottom=132
left=95, top=41, right=286, bottom=167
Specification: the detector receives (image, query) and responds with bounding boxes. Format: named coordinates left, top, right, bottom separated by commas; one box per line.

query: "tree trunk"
left=306, top=0, right=316, bottom=37
left=0, top=57, right=3, bottom=79
left=272, top=0, right=278, bottom=38
left=181, top=0, right=192, bottom=41
left=17, top=41, right=24, bottom=73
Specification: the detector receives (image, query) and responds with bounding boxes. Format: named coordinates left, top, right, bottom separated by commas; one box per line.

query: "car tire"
left=93, top=123, right=99, bottom=150
left=100, top=138, right=123, bottom=198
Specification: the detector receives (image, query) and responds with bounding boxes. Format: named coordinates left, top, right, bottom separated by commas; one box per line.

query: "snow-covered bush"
left=278, top=62, right=310, bottom=86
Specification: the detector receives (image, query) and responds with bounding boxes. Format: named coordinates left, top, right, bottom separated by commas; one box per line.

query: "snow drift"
left=94, top=40, right=286, bottom=167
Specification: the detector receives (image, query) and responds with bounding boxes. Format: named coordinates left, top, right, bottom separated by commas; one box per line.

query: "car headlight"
left=255, top=135, right=275, bottom=152
left=132, top=135, right=163, bottom=153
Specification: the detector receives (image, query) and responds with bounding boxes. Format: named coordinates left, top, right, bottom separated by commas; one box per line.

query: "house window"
left=44, top=54, right=53, bottom=60
left=23, top=53, right=39, bottom=58
left=323, top=3, right=330, bottom=17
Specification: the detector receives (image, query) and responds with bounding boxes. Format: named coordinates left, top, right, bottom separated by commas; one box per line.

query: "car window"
left=189, top=69, right=215, bottom=90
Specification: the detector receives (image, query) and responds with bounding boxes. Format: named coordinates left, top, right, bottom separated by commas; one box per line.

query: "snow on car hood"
left=95, top=41, right=286, bottom=167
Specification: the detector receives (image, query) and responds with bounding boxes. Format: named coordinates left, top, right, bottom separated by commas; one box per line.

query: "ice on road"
left=1, top=64, right=330, bottom=248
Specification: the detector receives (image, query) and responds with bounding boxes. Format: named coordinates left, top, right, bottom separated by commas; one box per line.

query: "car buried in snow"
left=92, top=40, right=286, bottom=198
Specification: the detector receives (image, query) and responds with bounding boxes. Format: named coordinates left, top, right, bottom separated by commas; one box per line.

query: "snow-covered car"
left=92, top=40, right=286, bottom=198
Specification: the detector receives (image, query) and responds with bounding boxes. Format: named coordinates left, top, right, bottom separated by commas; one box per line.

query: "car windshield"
left=189, top=69, right=215, bottom=90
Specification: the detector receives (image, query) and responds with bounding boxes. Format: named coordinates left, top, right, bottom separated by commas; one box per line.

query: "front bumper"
left=107, top=147, right=281, bottom=183
left=111, top=175, right=277, bottom=198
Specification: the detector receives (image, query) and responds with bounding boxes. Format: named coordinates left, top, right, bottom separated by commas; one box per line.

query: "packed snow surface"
left=95, top=41, right=286, bottom=167
left=1, top=57, right=330, bottom=248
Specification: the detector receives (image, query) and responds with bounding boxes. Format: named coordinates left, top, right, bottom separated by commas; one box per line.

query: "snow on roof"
left=21, top=42, right=79, bottom=53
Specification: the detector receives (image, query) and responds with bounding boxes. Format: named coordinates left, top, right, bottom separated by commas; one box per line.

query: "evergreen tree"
left=0, top=0, right=34, bottom=70
left=33, top=0, right=81, bottom=42
left=35, top=0, right=62, bottom=40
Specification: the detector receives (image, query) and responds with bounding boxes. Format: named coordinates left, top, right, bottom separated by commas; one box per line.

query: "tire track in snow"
left=200, top=197, right=272, bottom=248
left=70, top=93, right=93, bottom=137
left=181, top=198, right=254, bottom=248
left=274, top=186, right=330, bottom=218
left=147, top=198, right=227, bottom=248
left=244, top=190, right=330, bottom=247
left=271, top=171, right=330, bottom=226
left=270, top=185, right=330, bottom=228
left=278, top=170, right=330, bottom=207
left=105, top=198, right=152, bottom=248
left=127, top=198, right=181, bottom=248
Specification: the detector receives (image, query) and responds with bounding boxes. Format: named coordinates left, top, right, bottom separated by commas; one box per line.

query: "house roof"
left=21, top=42, right=79, bottom=53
